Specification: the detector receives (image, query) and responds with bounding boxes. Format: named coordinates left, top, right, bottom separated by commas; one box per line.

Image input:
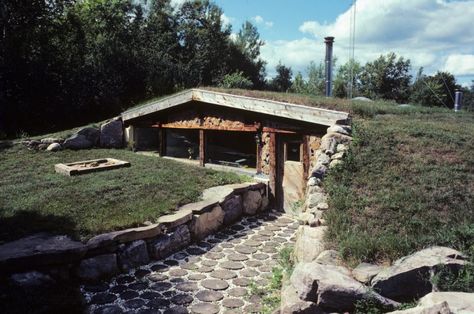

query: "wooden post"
left=199, top=129, right=205, bottom=167
left=269, top=132, right=277, bottom=199
left=256, top=133, right=262, bottom=174
left=302, top=135, right=310, bottom=180
left=158, top=128, right=166, bottom=157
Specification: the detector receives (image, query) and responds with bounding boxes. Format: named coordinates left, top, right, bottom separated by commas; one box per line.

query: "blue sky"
left=173, top=0, right=474, bottom=87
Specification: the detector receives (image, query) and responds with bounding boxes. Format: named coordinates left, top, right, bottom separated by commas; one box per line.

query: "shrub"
left=218, top=71, right=253, bottom=89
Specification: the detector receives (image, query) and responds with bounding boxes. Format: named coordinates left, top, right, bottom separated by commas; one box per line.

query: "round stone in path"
left=201, top=279, right=229, bottom=290
left=273, top=237, right=287, bottom=243
left=235, top=245, right=257, bottom=254
left=116, top=275, right=134, bottom=285
left=176, top=281, right=198, bottom=292
left=244, top=303, right=263, bottom=313
left=220, top=243, right=234, bottom=248
left=277, top=217, right=293, bottom=224
left=151, top=282, right=172, bottom=291
left=201, top=259, right=218, bottom=267
left=188, top=273, right=207, bottom=281
left=109, top=285, right=127, bottom=294
left=206, top=252, right=225, bottom=260
left=258, top=230, right=274, bottom=236
left=141, top=291, right=161, bottom=300
left=124, top=298, right=146, bottom=309
left=207, top=238, right=220, bottom=244
left=197, top=266, right=214, bottom=273
left=244, top=240, right=262, bottom=247
left=227, top=253, right=248, bottom=261
left=164, top=306, right=188, bottom=314
left=253, top=253, right=269, bottom=260
left=197, top=241, right=212, bottom=249
left=171, top=293, right=193, bottom=305
left=151, top=264, right=169, bottom=272
left=233, top=277, right=251, bottom=287
left=231, top=224, right=245, bottom=231
left=147, top=298, right=171, bottom=309
left=222, top=298, right=245, bottom=308
left=129, top=282, right=148, bottom=290
left=240, top=269, right=259, bottom=277
left=246, top=260, right=263, bottom=267
left=147, top=273, right=168, bottom=282
left=262, top=246, right=277, bottom=254
left=191, top=303, right=220, bottom=314
left=187, top=247, right=206, bottom=255
left=83, top=283, right=109, bottom=293
left=91, top=293, right=117, bottom=305
left=227, top=287, right=248, bottom=297
left=229, top=238, right=242, bottom=245
left=170, top=277, right=185, bottom=283
left=195, top=290, right=224, bottom=302
left=119, top=289, right=139, bottom=300
left=220, top=261, right=245, bottom=270
left=211, top=269, right=237, bottom=280
left=259, top=264, right=273, bottom=272
left=180, top=262, right=198, bottom=270
left=164, top=259, right=179, bottom=266
left=265, top=225, right=281, bottom=231
left=93, top=305, right=122, bottom=314
left=250, top=235, right=270, bottom=242
left=135, top=268, right=151, bottom=278
left=173, top=252, right=188, bottom=260
left=169, top=269, right=188, bottom=276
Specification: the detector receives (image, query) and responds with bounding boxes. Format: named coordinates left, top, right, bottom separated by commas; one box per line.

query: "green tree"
left=270, top=62, right=293, bottom=92
left=218, top=71, right=252, bottom=89
left=333, top=59, right=362, bottom=98
left=360, top=52, right=412, bottom=102
left=306, top=61, right=325, bottom=95
left=291, top=72, right=307, bottom=94
left=410, top=69, right=460, bottom=108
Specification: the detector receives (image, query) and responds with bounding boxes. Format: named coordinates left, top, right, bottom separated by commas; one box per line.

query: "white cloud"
left=253, top=15, right=274, bottom=28
left=266, top=0, right=474, bottom=79
left=221, top=13, right=235, bottom=27
left=444, top=55, right=474, bottom=76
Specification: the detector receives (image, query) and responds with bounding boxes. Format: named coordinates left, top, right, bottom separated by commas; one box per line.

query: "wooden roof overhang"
left=121, top=89, right=349, bottom=127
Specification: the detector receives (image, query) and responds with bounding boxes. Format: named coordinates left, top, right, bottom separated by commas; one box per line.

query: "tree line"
left=1, top=0, right=472, bottom=137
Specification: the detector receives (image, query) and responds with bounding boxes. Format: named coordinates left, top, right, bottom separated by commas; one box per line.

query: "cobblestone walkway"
left=82, top=211, right=298, bottom=314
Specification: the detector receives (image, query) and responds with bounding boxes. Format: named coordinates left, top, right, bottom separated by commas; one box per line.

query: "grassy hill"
left=0, top=146, right=244, bottom=243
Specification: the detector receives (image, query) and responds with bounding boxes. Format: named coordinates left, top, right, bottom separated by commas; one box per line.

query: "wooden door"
left=276, top=135, right=306, bottom=212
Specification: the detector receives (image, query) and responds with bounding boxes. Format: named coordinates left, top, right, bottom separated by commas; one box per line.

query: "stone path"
left=82, top=211, right=298, bottom=314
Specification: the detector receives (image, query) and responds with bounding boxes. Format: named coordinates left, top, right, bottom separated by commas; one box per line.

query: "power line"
left=348, top=0, right=356, bottom=99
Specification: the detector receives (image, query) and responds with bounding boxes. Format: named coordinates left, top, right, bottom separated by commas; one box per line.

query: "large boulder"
left=76, top=254, right=119, bottom=281
left=221, top=195, right=243, bottom=225
left=117, top=240, right=149, bottom=271
left=387, top=302, right=452, bottom=314
left=418, top=292, right=474, bottom=313
left=46, top=143, right=61, bottom=152
left=63, top=134, right=93, bottom=150
left=352, top=262, right=385, bottom=284
left=148, top=225, right=191, bottom=260
left=0, top=233, right=86, bottom=273
left=290, top=262, right=399, bottom=313
left=280, top=282, right=320, bottom=314
left=188, top=205, right=224, bottom=241
left=294, top=226, right=327, bottom=263
left=242, top=189, right=262, bottom=215
left=372, top=247, right=467, bottom=302
left=77, top=127, right=100, bottom=146
left=100, top=118, right=123, bottom=148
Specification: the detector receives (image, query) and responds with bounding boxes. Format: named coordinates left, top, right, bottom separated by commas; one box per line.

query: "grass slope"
left=325, top=112, right=474, bottom=265
left=0, top=146, right=244, bottom=243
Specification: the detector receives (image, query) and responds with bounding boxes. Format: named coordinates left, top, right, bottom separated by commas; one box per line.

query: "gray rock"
left=222, top=195, right=243, bottom=225
left=329, top=159, right=343, bottom=169
left=352, top=96, right=373, bottom=102
left=290, top=262, right=399, bottom=312
left=77, top=127, right=100, bottom=146
left=41, top=138, right=63, bottom=145
left=243, top=189, right=262, bottom=215
left=327, top=125, right=351, bottom=136
left=118, top=240, right=149, bottom=271
left=311, top=165, right=327, bottom=180
left=297, top=213, right=314, bottom=225
left=307, top=177, right=319, bottom=186
left=0, top=233, right=86, bottom=273
left=419, top=292, right=474, bottom=313
left=157, top=209, right=193, bottom=229
left=372, top=246, right=467, bottom=302
left=336, top=143, right=349, bottom=152
left=87, top=224, right=163, bottom=250
left=202, top=185, right=234, bottom=203
left=331, top=151, right=345, bottom=160
left=100, top=118, right=123, bottom=148
left=280, top=282, right=320, bottom=314
left=148, top=225, right=190, bottom=260
left=307, top=192, right=328, bottom=209
left=63, top=134, right=93, bottom=150
left=261, top=196, right=270, bottom=211
left=188, top=205, right=224, bottom=240
left=46, top=143, right=61, bottom=151
left=320, top=137, right=337, bottom=155
left=315, top=250, right=342, bottom=266
left=316, top=153, right=331, bottom=167
left=352, top=262, right=385, bottom=284
left=77, top=254, right=119, bottom=281
left=294, top=226, right=327, bottom=263
left=387, top=302, right=452, bottom=314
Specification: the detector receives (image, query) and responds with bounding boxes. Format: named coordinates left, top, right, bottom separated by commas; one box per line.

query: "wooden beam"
left=199, top=129, right=205, bottom=167
left=151, top=123, right=257, bottom=132
left=302, top=135, right=310, bottom=180
left=256, top=134, right=262, bottom=174
left=262, top=127, right=297, bottom=134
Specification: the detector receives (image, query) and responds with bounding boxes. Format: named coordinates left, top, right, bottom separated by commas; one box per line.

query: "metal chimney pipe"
left=454, top=90, right=463, bottom=112
left=324, top=36, right=335, bottom=97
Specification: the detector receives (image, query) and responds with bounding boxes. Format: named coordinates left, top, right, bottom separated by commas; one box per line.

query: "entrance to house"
left=276, top=135, right=306, bottom=212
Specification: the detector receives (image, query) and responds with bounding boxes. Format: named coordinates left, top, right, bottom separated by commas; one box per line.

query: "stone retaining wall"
left=0, top=182, right=268, bottom=284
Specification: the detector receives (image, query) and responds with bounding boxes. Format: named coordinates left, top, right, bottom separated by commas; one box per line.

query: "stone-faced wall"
left=0, top=182, right=269, bottom=285
left=261, top=132, right=271, bottom=175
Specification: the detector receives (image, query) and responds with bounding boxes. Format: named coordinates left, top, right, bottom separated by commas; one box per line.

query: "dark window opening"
left=165, top=129, right=199, bottom=160
left=135, top=128, right=159, bottom=151
left=286, top=141, right=302, bottom=162
left=207, top=131, right=257, bottom=169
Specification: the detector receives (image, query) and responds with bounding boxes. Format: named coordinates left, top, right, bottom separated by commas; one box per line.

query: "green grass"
left=324, top=111, right=474, bottom=266
left=0, top=145, right=244, bottom=243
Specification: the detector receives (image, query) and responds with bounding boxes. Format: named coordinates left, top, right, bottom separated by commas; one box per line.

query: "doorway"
left=276, top=134, right=306, bottom=212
